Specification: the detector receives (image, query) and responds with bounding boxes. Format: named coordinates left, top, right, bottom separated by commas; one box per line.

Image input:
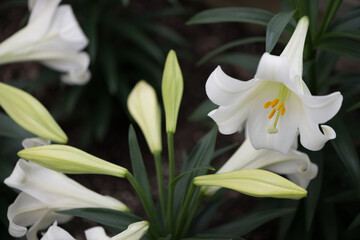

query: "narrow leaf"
left=331, top=117, right=360, bottom=193
left=266, top=10, right=296, bottom=53
left=197, top=37, right=265, bottom=66
left=349, top=213, right=360, bottom=230
left=128, top=125, right=153, bottom=202
left=187, top=7, right=273, bottom=26
left=316, top=37, right=360, bottom=61
left=59, top=208, right=142, bottom=232
left=213, top=53, right=261, bottom=74
left=207, top=208, right=295, bottom=236
left=170, top=166, right=215, bottom=188
left=330, top=7, right=360, bottom=31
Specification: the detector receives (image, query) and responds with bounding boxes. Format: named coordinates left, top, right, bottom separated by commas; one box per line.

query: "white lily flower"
left=0, top=0, right=90, bottom=85
left=39, top=221, right=149, bottom=240
left=203, top=138, right=317, bottom=196
left=40, top=222, right=75, bottom=240
left=4, top=138, right=128, bottom=240
left=206, top=16, right=343, bottom=154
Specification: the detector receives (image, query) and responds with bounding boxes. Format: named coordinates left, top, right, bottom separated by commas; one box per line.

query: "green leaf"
left=305, top=151, right=323, bottom=231
left=188, top=99, right=217, bottom=122
left=207, top=208, right=295, bottom=236
left=59, top=208, right=142, bottom=232
left=316, top=51, right=339, bottom=92
left=331, top=117, right=360, bottom=193
left=323, top=30, right=360, bottom=40
left=304, top=0, right=319, bottom=40
left=174, top=128, right=217, bottom=213
left=347, top=100, right=360, bottom=112
left=128, top=125, right=153, bottom=203
left=170, top=166, right=215, bottom=188
left=330, top=7, right=360, bottom=31
left=316, top=37, right=360, bottom=61
left=320, top=203, right=337, bottom=240
left=212, top=143, right=239, bottom=160
left=213, top=53, right=261, bottom=74
left=266, top=10, right=296, bottom=53
left=102, top=46, right=120, bottom=95
left=197, top=37, right=265, bottom=66
left=187, top=234, right=244, bottom=240
left=187, top=7, right=274, bottom=26
left=111, top=20, right=164, bottom=63
left=349, top=213, right=360, bottom=230
left=0, top=112, right=33, bottom=139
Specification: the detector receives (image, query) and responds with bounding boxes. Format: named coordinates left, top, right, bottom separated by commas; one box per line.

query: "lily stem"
left=125, top=172, right=161, bottom=236
left=167, top=132, right=175, bottom=234
left=174, top=183, right=196, bottom=239
left=153, top=151, right=167, bottom=221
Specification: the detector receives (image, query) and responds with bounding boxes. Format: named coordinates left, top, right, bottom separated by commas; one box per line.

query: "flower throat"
left=263, top=84, right=290, bottom=134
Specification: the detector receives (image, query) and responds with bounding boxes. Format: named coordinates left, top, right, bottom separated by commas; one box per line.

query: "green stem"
left=167, top=132, right=175, bottom=233
left=174, top=183, right=196, bottom=239
left=181, top=193, right=204, bottom=239
left=154, top=151, right=166, bottom=220
left=317, top=0, right=342, bottom=36
left=126, top=172, right=161, bottom=236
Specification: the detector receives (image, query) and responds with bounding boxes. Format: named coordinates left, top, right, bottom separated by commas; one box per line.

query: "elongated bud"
left=112, top=221, right=149, bottom=240
left=194, top=169, right=307, bottom=199
left=0, top=82, right=67, bottom=143
left=162, top=50, right=183, bottom=133
left=127, top=80, right=162, bottom=153
left=18, top=145, right=128, bottom=178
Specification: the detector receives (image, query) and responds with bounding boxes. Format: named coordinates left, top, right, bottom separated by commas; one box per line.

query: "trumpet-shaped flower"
left=203, top=138, right=317, bottom=196
left=0, top=0, right=90, bottom=84
left=206, top=16, right=342, bottom=154
left=40, top=221, right=149, bottom=240
left=127, top=80, right=162, bottom=153
left=4, top=137, right=128, bottom=240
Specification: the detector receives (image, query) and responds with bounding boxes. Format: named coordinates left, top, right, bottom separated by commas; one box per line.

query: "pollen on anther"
left=264, top=101, right=271, bottom=108
left=277, top=102, right=284, bottom=110
left=271, top=99, right=279, bottom=108
left=281, top=107, right=286, bottom=115
left=268, top=109, right=276, bottom=119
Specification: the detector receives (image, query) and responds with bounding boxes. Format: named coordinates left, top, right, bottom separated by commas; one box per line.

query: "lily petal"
left=40, top=222, right=75, bottom=240
left=85, top=226, right=111, bottom=240
left=206, top=66, right=258, bottom=106
left=4, top=159, right=128, bottom=211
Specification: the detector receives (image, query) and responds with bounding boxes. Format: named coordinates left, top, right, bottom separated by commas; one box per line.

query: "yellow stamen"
left=264, top=101, right=271, bottom=108
left=268, top=109, right=276, bottom=119
left=281, top=107, right=286, bottom=115
left=271, top=99, right=279, bottom=108
left=277, top=102, right=284, bottom=110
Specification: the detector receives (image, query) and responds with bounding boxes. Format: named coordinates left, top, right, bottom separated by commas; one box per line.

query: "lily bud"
left=18, top=144, right=128, bottom=178
left=194, top=169, right=307, bottom=199
left=127, top=80, right=162, bottom=153
left=0, top=82, right=67, bottom=143
left=162, top=50, right=183, bottom=133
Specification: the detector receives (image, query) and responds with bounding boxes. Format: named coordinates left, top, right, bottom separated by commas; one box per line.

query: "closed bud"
left=127, top=80, right=162, bottom=153
left=0, top=82, right=67, bottom=143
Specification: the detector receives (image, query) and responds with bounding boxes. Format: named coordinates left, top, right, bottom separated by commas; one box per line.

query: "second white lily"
left=203, top=138, right=318, bottom=196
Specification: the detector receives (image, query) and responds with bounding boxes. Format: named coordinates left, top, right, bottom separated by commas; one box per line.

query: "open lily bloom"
left=40, top=221, right=149, bottom=240
left=4, top=138, right=128, bottom=240
left=203, top=138, right=317, bottom=196
left=206, top=16, right=343, bottom=154
left=0, top=0, right=90, bottom=84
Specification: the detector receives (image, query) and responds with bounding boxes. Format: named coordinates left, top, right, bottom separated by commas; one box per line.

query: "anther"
left=264, top=101, right=271, bottom=108
left=271, top=99, right=279, bottom=107
left=277, top=102, right=284, bottom=110
left=281, top=107, right=286, bottom=115
left=268, top=109, right=276, bottom=119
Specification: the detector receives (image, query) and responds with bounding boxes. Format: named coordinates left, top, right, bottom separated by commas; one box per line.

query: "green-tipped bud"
left=194, top=169, right=307, bottom=199
left=18, top=145, right=128, bottom=178
left=162, top=50, right=183, bottom=133
left=112, top=221, right=149, bottom=240
left=127, top=80, right=162, bottom=153
left=0, top=82, right=67, bottom=143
